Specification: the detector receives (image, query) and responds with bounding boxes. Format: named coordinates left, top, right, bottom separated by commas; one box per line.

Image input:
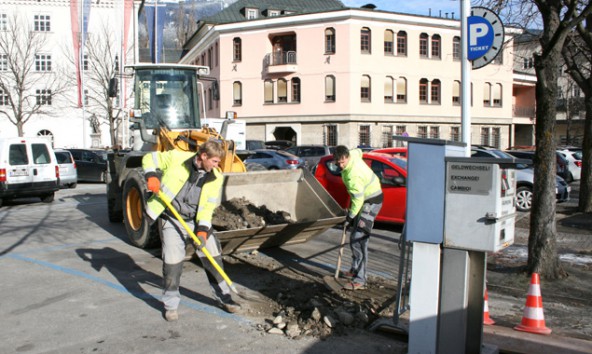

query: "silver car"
left=243, top=149, right=303, bottom=170
left=285, top=145, right=334, bottom=171
left=54, top=148, right=78, bottom=188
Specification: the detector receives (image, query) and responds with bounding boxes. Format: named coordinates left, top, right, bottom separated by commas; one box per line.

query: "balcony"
left=265, top=51, right=297, bottom=74
left=513, top=105, right=535, bottom=118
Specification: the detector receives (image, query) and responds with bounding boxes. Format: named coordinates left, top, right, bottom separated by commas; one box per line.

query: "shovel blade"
left=323, top=275, right=346, bottom=294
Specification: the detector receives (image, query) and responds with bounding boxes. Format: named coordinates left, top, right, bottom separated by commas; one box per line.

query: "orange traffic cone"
left=483, top=287, right=495, bottom=325
left=514, top=273, right=552, bottom=335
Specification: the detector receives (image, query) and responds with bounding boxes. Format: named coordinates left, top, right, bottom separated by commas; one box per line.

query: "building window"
left=324, top=125, right=338, bottom=146
left=453, top=81, right=461, bottom=105
left=382, top=125, right=393, bottom=147
left=291, top=77, right=301, bottom=103
left=1, top=54, right=8, bottom=71
left=84, top=89, right=89, bottom=106
left=246, top=8, right=258, bottom=20
left=264, top=80, right=274, bottom=104
left=233, top=81, right=242, bottom=105
left=361, top=75, right=371, bottom=102
left=483, top=83, right=492, bottom=106
left=361, top=27, right=371, bottom=54
left=493, top=83, right=502, bottom=106
left=492, top=127, right=501, bottom=148
left=395, top=125, right=406, bottom=147
left=0, top=89, right=8, bottom=105
left=481, top=127, right=491, bottom=146
left=208, top=47, right=212, bottom=68
left=419, top=33, right=429, bottom=57
left=208, top=87, right=213, bottom=110
left=215, top=42, right=219, bottom=67
left=277, top=78, right=287, bottom=103
left=419, top=78, right=428, bottom=103
left=430, top=126, right=440, bottom=139
left=83, top=54, right=89, bottom=71
left=35, top=54, right=52, bottom=72
left=0, top=13, right=7, bottom=31
left=431, top=79, right=441, bottom=104
left=450, top=126, right=460, bottom=142
left=384, top=76, right=394, bottom=103
left=431, top=34, right=441, bottom=59
left=34, top=14, right=51, bottom=32
left=396, top=77, right=407, bottom=103
left=268, top=10, right=280, bottom=17
left=418, top=126, right=428, bottom=139
left=325, top=28, right=335, bottom=54
left=359, top=125, right=371, bottom=146
left=325, top=75, right=335, bottom=102
left=384, top=30, right=394, bottom=55
left=233, top=38, right=242, bottom=62
left=523, top=57, right=533, bottom=69
left=36, top=89, right=52, bottom=105
left=453, top=36, right=461, bottom=60
left=397, top=31, right=407, bottom=56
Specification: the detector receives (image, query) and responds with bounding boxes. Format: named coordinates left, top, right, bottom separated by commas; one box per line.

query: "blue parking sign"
left=468, top=16, right=494, bottom=60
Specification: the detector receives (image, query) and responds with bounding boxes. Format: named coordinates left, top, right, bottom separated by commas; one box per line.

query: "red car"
left=313, top=152, right=407, bottom=224
left=371, top=147, right=408, bottom=159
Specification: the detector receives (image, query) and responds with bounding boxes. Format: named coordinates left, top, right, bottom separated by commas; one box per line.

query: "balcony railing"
left=265, top=51, right=297, bottom=73
left=513, top=105, right=535, bottom=118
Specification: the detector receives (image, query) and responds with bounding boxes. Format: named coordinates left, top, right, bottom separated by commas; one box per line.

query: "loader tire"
left=123, top=169, right=160, bottom=249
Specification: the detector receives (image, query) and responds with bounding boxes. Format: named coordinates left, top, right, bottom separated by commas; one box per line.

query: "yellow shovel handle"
left=157, top=190, right=233, bottom=287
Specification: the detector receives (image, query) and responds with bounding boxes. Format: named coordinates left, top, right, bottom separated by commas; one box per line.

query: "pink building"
left=181, top=1, right=528, bottom=149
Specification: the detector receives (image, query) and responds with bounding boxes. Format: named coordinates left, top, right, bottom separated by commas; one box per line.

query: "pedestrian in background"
left=333, top=145, right=383, bottom=290
left=142, top=140, right=240, bottom=321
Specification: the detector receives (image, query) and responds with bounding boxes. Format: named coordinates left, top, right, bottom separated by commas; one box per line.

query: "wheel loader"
left=106, top=64, right=344, bottom=254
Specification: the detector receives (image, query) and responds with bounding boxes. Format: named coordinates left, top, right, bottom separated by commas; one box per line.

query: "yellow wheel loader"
left=106, top=64, right=344, bottom=254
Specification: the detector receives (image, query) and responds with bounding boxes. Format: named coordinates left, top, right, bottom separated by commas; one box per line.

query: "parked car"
left=472, top=147, right=570, bottom=211
left=264, top=140, right=295, bottom=150
left=0, top=137, right=59, bottom=206
left=285, top=145, right=334, bottom=171
left=54, top=148, right=77, bottom=188
left=243, top=149, right=303, bottom=170
left=371, top=147, right=408, bottom=159
left=557, top=148, right=582, bottom=182
left=66, top=148, right=108, bottom=182
left=505, top=149, right=570, bottom=182
left=314, top=152, right=407, bottom=224
left=245, top=140, right=265, bottom=150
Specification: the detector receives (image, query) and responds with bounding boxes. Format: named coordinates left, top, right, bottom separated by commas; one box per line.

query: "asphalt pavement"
left=1, top=182, right=591, bottom=353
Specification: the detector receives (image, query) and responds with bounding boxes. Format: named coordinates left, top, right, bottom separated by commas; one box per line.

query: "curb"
left=484, top=325, right=592, bottom=354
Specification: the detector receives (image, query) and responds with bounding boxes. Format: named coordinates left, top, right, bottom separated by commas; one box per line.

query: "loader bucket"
left=217, top=168, right=345, bottom=254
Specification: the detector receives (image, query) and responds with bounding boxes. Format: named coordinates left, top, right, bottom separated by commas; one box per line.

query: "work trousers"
left=160, top=216, right=232, bottom=311
left=349, top=202, right=382, bottom=285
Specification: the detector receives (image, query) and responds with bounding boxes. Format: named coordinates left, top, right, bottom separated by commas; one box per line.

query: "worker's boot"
left=165, top=309, right=178, bottom=322
left=217, top=294, right=241, bottom=313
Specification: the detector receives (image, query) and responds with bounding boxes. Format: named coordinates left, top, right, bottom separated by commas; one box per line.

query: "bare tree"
left=477, top=0, right=592, bottom=278
left=562, top=14, right=592, bottom=212
left=0, top=13, right=69, bottom=137
left=63, top=21, right=130, bottom=148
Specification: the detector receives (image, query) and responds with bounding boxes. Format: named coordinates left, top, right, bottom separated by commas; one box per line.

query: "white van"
left=0, top=137, right=60, bottom=207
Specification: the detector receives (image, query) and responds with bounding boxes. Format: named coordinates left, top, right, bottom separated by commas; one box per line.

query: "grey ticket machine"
left=404, top=138, right=518, bottom=354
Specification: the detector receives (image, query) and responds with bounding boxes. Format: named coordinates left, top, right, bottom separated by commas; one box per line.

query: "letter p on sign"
left=469, top=23, right=489, bottom=46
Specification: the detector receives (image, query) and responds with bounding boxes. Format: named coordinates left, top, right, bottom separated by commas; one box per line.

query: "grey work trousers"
left=349, top=202, right=382, bottom=285
left=159, top=216, right=232, bottom=311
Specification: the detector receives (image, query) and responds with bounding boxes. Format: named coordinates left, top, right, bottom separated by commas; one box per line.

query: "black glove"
left=345, top=215, right=354, bottom=228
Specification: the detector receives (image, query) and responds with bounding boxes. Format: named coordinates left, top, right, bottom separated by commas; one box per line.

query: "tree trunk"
left=17, top=120, right=24, bottom=137
left=529, top=47, right=566, bottom=280
left=580, top=96, right=592, bottom=212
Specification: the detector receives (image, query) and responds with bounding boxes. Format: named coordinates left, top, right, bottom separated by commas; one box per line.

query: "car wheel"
left=245, top=162, right=267, bottom=171
left=69, top=183, right=77, bottom=189
left=515, top=186, right=532, bottom=212
left=41, top=192, right=55, bottom=203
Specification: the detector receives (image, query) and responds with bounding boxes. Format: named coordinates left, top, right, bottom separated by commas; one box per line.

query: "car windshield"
left=388, top=157, right=407, bottom=170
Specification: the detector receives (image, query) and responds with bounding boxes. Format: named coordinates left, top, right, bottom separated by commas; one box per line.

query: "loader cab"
left=131, top=65, right=208, bottom=130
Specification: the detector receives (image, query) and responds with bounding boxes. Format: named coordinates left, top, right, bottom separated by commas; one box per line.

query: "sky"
left=341, top=0, right=462, bottom=18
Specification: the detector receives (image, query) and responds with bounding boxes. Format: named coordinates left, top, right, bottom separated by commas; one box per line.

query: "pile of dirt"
left=213, top=197, right=294, bottom=231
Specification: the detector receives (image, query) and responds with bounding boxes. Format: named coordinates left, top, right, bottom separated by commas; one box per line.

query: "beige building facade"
left=182, top=6, right=526, bottom=149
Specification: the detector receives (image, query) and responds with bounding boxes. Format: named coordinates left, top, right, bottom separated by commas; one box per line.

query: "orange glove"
left=146, top=176, right=160, bottom=193
left=196, top=230, right=208, bottom=245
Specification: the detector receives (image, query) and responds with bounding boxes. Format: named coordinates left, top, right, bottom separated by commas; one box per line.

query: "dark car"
left=264, top=140, right=295, bottom=150
left=472, top=147, right=570, bottom=211
left=67, top=148, right=108, bottom=182
left=314, top=152, right=407, bottom=224
left=505, top=150, right=569, bottom=182
left=284, top=145, right=334, bottom=171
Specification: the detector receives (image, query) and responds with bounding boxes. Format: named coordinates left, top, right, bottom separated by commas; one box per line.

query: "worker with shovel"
left=142, top=140, right=241, bottom=321
left=333, top=145, right=383, bottom=290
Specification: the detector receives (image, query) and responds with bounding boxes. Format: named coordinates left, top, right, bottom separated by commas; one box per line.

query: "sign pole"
left=461, top=0, right=471, bottom=158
